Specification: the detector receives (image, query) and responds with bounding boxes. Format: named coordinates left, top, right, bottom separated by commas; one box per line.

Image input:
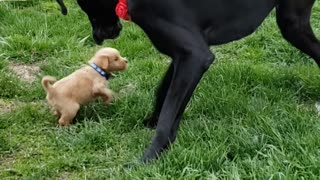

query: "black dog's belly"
left=204, top=11, right=272, bottom=45
left=188, top=0, right=276, bottom=45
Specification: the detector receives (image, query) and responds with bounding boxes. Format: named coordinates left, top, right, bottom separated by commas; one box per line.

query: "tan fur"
left=41, top=48, right=128, bottom=126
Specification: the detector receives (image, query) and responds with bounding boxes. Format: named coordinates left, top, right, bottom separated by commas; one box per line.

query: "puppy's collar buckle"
left=89, top=63, right=110, bottom=79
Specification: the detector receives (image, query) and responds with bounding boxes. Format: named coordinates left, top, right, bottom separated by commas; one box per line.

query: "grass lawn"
left=1, top=0, right=320, bottom=179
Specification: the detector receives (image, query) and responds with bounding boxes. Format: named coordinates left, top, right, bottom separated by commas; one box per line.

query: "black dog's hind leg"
left=143, top=63, right=174, bottom=129
left=276, top=0, right=320, bottom=64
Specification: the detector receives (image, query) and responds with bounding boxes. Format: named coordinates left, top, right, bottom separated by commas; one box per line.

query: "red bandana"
left=115, top=0, right=131, bottom=21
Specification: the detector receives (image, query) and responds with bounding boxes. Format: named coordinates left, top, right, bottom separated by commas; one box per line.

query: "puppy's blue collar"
left=89, top=63, right=110, bottom=79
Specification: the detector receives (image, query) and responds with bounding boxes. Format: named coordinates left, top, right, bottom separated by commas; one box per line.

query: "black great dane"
left=55, top=0, right=320, bottom=163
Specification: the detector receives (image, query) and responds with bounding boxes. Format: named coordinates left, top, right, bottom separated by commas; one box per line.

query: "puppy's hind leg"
left=58, top=103, right=80, bottom=126
left=53, top=110, right=61, bottom=117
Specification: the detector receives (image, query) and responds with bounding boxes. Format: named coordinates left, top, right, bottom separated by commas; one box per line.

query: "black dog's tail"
left=56, top=0, right=68, bottom=15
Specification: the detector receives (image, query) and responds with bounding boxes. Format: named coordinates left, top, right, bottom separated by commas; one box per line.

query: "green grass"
left=1, top=0, right=320, bottom=179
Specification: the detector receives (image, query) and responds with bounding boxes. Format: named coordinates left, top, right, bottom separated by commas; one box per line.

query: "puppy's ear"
left=92, top=54, right=109, bottom=70
left=56, top=0, right=68, bottom=15
left=100, top=55, right=109, bottom=70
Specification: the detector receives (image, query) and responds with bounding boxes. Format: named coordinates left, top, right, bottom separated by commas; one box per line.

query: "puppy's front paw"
left=100, top=89, right=115, bottom=104
left=103, top=96, right=113, bottom=104
left=58, top=119, right=68, bottom=126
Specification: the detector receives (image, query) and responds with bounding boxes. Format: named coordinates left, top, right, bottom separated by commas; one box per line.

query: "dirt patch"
left=0, top=155, right=16, bottom=168
left=116, top=83, right=137, bottom=99
left=8, top=63, right=40, bottom=83
left=119, top=83, right=137, bottom=94
left=56, top=172, right=72, bottom=180
left=0, top=99, right=16, bottom=114
left=0, top=155, right=21, bottom=177
left=315, top=101, right=320, bottom=115
left=0, top=99, right=46, bottom=114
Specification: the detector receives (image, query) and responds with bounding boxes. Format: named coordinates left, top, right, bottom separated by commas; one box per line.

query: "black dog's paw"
left=143, top=115, right=158, bottom=129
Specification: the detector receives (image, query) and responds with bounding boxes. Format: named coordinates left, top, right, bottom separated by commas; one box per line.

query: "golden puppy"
left=41, top=48, right=128, bottom=126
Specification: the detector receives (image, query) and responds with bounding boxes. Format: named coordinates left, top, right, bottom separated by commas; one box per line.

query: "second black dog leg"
left=276, top=0, right=320, bottom=64
left=143, top=63, right=174, bottom=129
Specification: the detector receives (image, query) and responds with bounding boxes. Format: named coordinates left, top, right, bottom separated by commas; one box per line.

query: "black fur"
left=56, top=0, right=320, bottom=163
left=77, top=0, right=121, bottom=44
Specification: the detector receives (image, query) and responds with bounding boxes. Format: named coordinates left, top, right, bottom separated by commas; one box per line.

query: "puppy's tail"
left=41, top=76, right=56, bottom=93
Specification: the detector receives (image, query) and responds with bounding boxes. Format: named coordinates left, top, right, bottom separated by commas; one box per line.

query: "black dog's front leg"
left=130, top=12, right=215, bottom=162
left=141, top=52, right=214, bottom=162
left=143, top=63, right=174, bottom=129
